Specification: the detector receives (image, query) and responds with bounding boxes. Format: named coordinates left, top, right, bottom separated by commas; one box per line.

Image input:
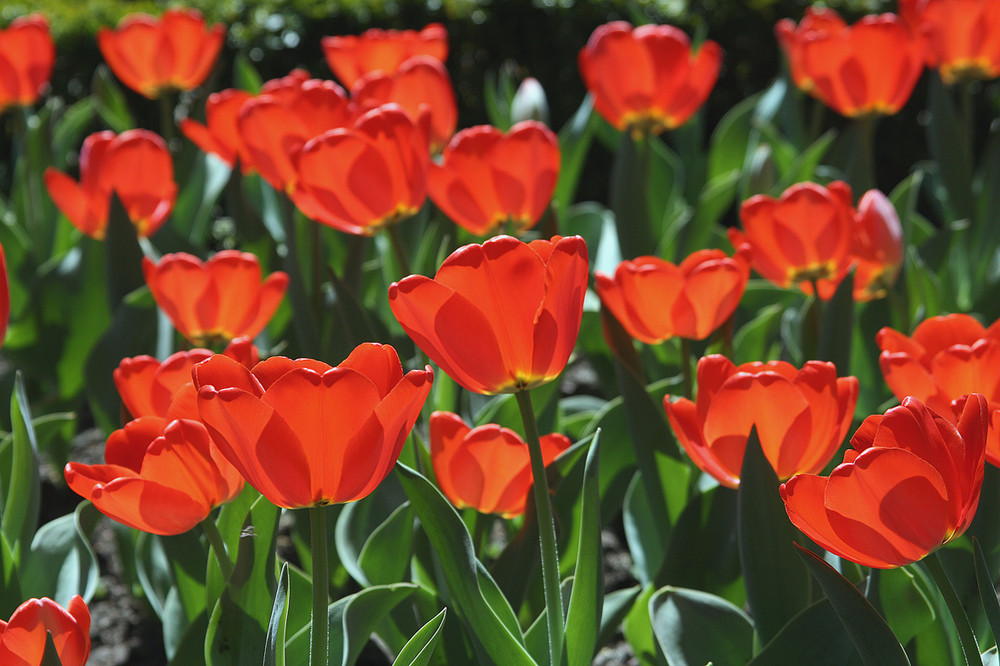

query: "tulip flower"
left=97, top=8, right=225, bottom=98
left=850, top=189, right=903, bottom=301
left=143, top=251, right=288, bottom=347
left=0, top=14, right=55, bottom=113
left=664, top=355, right=858, bottom=488
left=0, top=595, right=90, bottom=666
left=877, top=313, right=1000, bottom=465
left=351, top=56, right=457, bottom=152
left=595, top=246, right=751, bottom=343
left=292, top=104, right=430, bottom=235
left=428, top=121, right=560, bottom=236
left=180, top=88, right=254, bottom=169
left=114, top=337, right=258, bottom=421
left=776, top=9, right=923, bottom=117
left=238, top=70, right=355, bottom=194
left=193, top=343, right=432, bottom=509
left=781, top=394, right=988, bottom=568
left=730, top=181, right=854, bottom=300
left=43, top=129, right=176, bottom=240
left=65, top=417, right=244, bottom=535
left=900, top=0, right=1000, bottom=83
left=578, top=21, right=722, bottom=136
left=389, top=235, right=589, bottom=395
left=322, top=23, right=448, bottom=88
left=430, top=411, right=571, bottom=518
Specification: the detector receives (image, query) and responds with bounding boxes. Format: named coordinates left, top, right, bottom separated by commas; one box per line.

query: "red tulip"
left=776, top=10, right=923, bottom=117
left=97, top=8, right=225, bottom=98
left=143, top=251, right=288, bottom=346
left=782, top=394, right=988, bottom=568
left=43, top=129, right=176, bottom=240
left=578, top=21, right=722, bottom=136
left=180, top=88, right=254, bottom=170
left=0, top=595, right=90, bottom=666
left=664, top=355, right=858, bottom=488
left=430, top=411, right=571, bottom=518
left=0, top=14, right=55, bottom=112
left=428, top=121, right=560, bottom=236
left=595, top=246, right=751, bottom=343
left=114, top=337, right=258, bottom=421
left=775, top=7, right=847, bottom=92
left=322, top=23, right=448, bottom=88
left=850, top=189, right=903, bottom=301
left=237, top=70, right=355, bottom=194
left=389, top=235, right=588, bottom=395
left=65, top=417, right=244, bottom=535
left=900, top=0, right=1000, bottom=83
left=877, top=313, right=1000, bottom=465
left=730, top=181, right=854, bottom=300
left=292, top=104, right=430, bottom=236
left=193, top=343, right=433, bottom=509
left=352, top=56, right=457, bottom=152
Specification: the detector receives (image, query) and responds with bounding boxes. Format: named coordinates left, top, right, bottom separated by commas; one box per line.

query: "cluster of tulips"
left=0, top=0, right=999, bottom=664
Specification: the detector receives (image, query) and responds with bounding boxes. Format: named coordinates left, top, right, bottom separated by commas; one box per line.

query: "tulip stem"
left=679, top=337, right=694, bottom=399
left=515, top=389, right=564, bottom=666
left=201, top=518, right=233, bottom=582
left=923, top=551, right=978, bottom=665
left=159, top=92, right=175, bottom=148
left=309, top=505, right=330, bottom=666
left=386, top=225, right=412, bottom=277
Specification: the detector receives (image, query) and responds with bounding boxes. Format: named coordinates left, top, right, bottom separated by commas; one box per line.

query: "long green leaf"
left=798, top=546, right=910, bottom=666
left=553, top=95, right=595, bottom=210
left=392, top=608, right=447, bottom=666
left=975, top=537, right=1000, bottom=650
left=563, top=430, right=602, bottom=666
left=3, top=373, right=40, bottom=561
left=649, top=586, right=754, bottom=666
left=21, top=500, right=100, bottom=606
left=396, top=464, right=535, bottom=666
left=749, top=598, right=855, bottom=665
left=737, top=427, right=810, bottom=644
left=329, top=583, right=417, bottom=666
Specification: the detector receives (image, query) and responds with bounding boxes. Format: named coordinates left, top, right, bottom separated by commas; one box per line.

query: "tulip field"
left=2, top=1, right=1000, bottom=664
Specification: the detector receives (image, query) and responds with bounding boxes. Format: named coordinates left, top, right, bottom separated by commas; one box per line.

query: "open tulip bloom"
left=0, top=596, right=90, bottom=666
left=97, top=8, right=225, bottom=98
left=180, top=88, right=254, bottom=170
left=900, top=0, right=1000, bottom=84
left=782, top=394, right=988, bottom=569
left=44, top=129, right=177, bottom=240
left=430, top=411, right=571, bottom=518
left=665, top=355, right=859, bottom=488
left=322, top=23, right=448, bottom=88
left=0, top=14, right=55, bottom=113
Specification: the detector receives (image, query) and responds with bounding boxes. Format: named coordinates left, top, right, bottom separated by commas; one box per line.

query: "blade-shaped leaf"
left=749, top=598, right=855, bottom=666
left=3, top=373, right=40, bottom=560
left=649, top=586, right=754, bottom=666
left=21, top=500, right=100, bottom=606
left=392, top=608, right=447, bottom=666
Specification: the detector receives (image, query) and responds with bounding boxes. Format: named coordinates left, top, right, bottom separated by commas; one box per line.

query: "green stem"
left=309, top=505, right=330, bottom=666
left=200, top=518, right=234, bottom=582
left=854, top=115, right=877, bottom=192
left=159, top=92, right=175, bottom=148
left=679, top=337, right=694, bottom=400
left=16, top=108, right=43, bottom=260
left=310, top=219, right=324, bottom=326
left=386, top=224, right=412, bottom=277
left=515, top=389, right=563, bottom=666
left=923, top=550, right=978, bottom=665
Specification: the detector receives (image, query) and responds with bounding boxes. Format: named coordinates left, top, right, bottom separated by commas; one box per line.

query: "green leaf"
left=553, top=94, right=595, bottom=210
left=649, top=586, right=754, bottom=666
left=926, top=74, right=975, bottom=221
left=392, top=608, right=447, bottom=666
left=706, top=93, right=758, bottom=183
left=0, top=530, right=22, bottom=618
left=975, top=537, right=1000, bottom=650
left=329, top=583, right=417, bottom=666
left=2, top=373, right=40, bottom=560
left=749, top=598, right=856, bottom=665
left=798, top=546, right=910, bottom=665
left=334, top=478, right=409, bottom=587
left=52, top=97, right=97, bottom=171
left=737, top=427, right=810, bottom=644
left=264, top=563, right=291, bottom=666
left=206, top=495, right=280, bottom=665
left=563, top=431, right=602, bottom=666
left=170, top=152, right=233, bottom=243
left=92, top=64, right=135, bottom=133
left=358, top=502, right=415, bottom=585
left=21, top=501, right=100, bottom=606
left=878, top=567, right=935, bottom=646
left=39, top=630, right=62, bottom=666
left=622, top=585, right=658, bottom=666
left=610, top=132, right=655, bottom=259
left=233, top=51, right=264, bottom=93
left=395, top=464, right=535, bottom=666
left=598, top=586, right=641, bottom=650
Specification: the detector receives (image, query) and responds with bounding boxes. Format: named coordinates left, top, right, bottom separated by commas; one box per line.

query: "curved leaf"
left=393, top=608, right=447, bottom=666
left=649, top=586, right=754, bottom=666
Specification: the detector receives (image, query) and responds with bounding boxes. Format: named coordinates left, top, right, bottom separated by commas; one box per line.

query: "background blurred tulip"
left=180, top=88, right=254, bottom=170
left=731, top=180, right=854, bottom=300
left=322, top=23, right=448, bottom=88
left=578, top=21, right=722, bottom=136
left=143, top=251, right=288, bottom=347
left=389, top=235, right=588, bottom=394
left=43, top=129, right=176, bottom=239
left=878, top=313, right=1000, bottom=465
left=97, top=8, right=225, bottom=98
left=193, top=343, right=432, bottom=509
left=0, top=14, right=55, bottom=113
left=0, top=595, right=90, bottom=666
left=782, top=394, right=988, bottom=568
left=665, top=355, right=858, bottom=488
left=65, top=417, right=244, bottom=535
left=596, top=246, right=750, bottom=343
left=850, top=189, right=903, bottom=300
left=430, top=411, right=571, bottom=518
left=900, top=0, right=1000, bottom=83
left=775, top=7, right=846, bottom=92
left=428, top=121, right=560, bottom=236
